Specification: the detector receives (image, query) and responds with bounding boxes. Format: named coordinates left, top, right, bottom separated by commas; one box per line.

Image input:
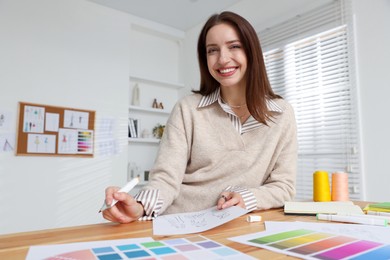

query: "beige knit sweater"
left=144, top=93, right=297, bottom=215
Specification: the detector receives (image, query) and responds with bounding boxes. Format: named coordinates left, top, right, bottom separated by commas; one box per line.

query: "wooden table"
left=0, top=202, right=368, bottom=259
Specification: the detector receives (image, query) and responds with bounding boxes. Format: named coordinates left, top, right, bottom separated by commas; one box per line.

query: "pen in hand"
left=99, top=177, right=140, bottom=213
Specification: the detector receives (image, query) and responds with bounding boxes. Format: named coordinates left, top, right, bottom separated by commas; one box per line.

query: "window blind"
left=259, top=0, right=362, bottom=200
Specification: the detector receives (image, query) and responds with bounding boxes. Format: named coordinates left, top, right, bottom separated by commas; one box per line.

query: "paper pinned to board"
left=153, top=206, right=248, bottom=235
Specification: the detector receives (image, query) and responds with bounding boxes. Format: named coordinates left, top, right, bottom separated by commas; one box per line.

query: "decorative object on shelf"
left=152, top=123, right=165, bottom=139
left=141, top=129, right=151, bottom=138
left=152, top=98, right=165, bottom=110
left=131, top=84, right=140, bottom=106
left=152, top=98, right=158, bottom=108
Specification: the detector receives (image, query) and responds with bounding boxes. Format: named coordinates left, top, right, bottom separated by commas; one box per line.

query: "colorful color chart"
left=233, top=228, right=390, bottom=260
left=77, top=130, right=93, bottom=154
left=36, top=236, right=254, bottom=260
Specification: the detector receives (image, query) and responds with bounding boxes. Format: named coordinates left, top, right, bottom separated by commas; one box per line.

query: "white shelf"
left=129, top=75, right=184, bottom=90
left=128, top=138, right=160, bottom=144
left=129, top=105, right=171, bottom=115
left=128, top=24, right=182, bottom=179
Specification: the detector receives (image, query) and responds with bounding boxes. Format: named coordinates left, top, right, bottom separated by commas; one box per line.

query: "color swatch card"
left=26, top=237, right=153, bottom=260
left=27, top=235, right=255, bottom=260
left=229, top=221, right=390, bottom=260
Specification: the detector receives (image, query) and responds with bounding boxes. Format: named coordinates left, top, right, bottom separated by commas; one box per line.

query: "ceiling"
left=88, top=0, right=242, bottom=31
left=88, top=0, right=331, bottom=32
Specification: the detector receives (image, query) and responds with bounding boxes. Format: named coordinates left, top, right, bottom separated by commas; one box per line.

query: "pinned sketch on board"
left=27, top=134, right=56, bottom=154
left=45, top=112, right=60, bottom=132
left=16, top=102, right=95, bottom=157
left=153, top=206, right=247, bottom=235
left=23, top=105, right=45, bottom=133
left=57, top=128, right=78, bottom=154
left=64, top=110, right=89, bottom=129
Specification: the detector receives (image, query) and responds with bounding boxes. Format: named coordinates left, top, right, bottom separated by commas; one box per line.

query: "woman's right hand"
left=101, top=186, right=145, bottom=224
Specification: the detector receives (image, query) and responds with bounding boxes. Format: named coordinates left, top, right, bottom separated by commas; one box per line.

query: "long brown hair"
left=193, top=11, right=281, bottom=125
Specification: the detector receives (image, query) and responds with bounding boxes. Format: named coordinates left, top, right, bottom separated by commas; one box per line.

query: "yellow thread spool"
left=313, top=170, right=331, bottom=202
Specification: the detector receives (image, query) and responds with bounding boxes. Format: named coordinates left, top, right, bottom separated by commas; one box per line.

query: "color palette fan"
left=230, top=222, right=390, bottom=260
left=27, top=236, right=255, bottom=260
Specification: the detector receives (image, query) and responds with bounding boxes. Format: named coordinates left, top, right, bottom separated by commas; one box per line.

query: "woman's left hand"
left=217, top=192, right=246, bottom=210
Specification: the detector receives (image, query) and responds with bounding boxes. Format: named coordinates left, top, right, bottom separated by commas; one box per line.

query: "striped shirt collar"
left=198, top=88, right=283, bottom=113
left=198, top=88, right=283, bottom=134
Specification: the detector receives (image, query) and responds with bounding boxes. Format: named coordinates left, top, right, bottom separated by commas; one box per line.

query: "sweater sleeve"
left=139, top=100, right=190, bottom=215
left=248, top=103, right=298, bottom=210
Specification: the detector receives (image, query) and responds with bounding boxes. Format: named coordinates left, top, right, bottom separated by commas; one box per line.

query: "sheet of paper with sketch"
left=153, top=206, right=247, bottom=235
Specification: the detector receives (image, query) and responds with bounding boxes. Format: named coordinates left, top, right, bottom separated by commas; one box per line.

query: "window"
left=260, top=0, right=362, bottom=200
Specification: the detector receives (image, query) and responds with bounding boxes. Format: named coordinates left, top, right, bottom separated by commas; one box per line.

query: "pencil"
left=367, top=210, right=390, bottom=217
left=317, top=213, right=388, bottom=226
left=338, top=212, right=390, bottom=222
left=98, top=177, right=140, bottom=213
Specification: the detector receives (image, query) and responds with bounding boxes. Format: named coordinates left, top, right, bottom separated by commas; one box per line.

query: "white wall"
left=352, top=0, right=390, bottom=201
left=0, top=0, right=130, bottom=235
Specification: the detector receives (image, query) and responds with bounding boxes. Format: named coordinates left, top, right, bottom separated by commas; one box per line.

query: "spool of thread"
left=331, top=172, right=349, bottom=201
left=313, top=170, right=331, bottom=202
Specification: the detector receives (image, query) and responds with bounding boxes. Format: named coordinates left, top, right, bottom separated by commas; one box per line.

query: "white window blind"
left=259, top=0, right=362, bottom=200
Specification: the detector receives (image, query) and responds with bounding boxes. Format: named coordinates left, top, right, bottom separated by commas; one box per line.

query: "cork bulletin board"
left=16, top=102, right=95, bottom=157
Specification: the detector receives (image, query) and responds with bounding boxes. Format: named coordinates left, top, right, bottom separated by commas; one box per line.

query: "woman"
left=102, top=11, right=297, bottom=224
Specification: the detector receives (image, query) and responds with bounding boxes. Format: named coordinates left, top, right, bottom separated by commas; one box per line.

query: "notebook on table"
left=284, top=201, right=364, bottom=215
left=363, top=202, right=390, bottom=213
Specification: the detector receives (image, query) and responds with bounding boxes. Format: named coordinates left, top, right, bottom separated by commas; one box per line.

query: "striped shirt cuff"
left=134, top=189, right=163, bottom=221
left=225, top=186, right=257, bottom=212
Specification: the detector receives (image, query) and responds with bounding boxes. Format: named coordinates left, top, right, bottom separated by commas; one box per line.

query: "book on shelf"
left=363, top=202, right=390, bottom=213
left=128, top=118, right=139, bottom=138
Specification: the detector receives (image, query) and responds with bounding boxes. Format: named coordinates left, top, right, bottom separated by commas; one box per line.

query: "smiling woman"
left=204, top=23, right=249, bottom=123
left=102, top=11, right=298, bottom=224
